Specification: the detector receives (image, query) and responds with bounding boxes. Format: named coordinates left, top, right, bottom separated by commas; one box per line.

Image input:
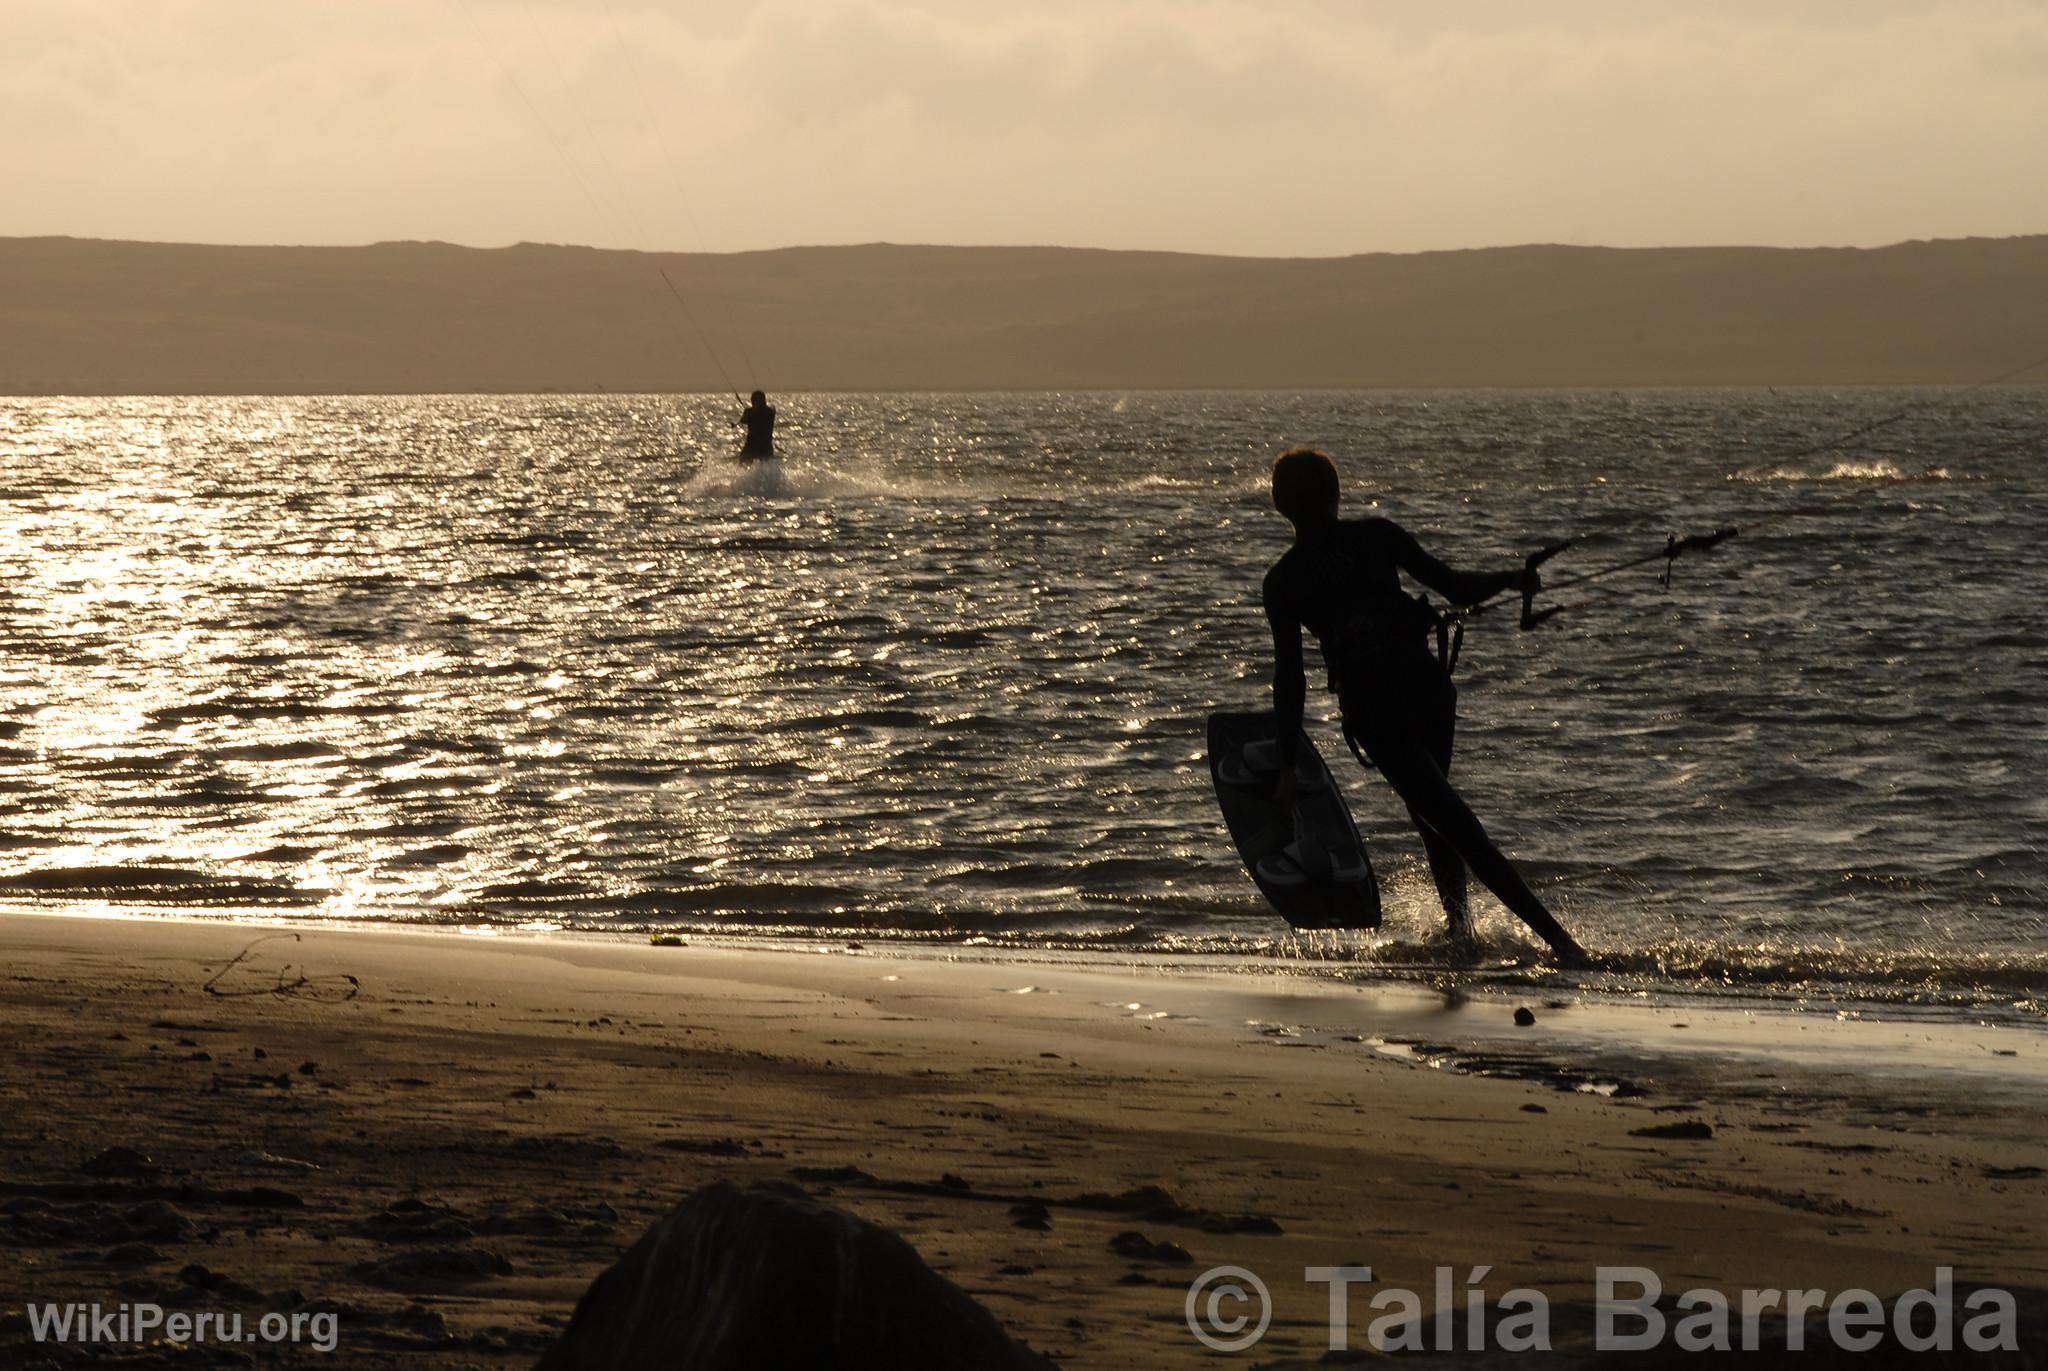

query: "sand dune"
left=5, top=234, right=2046, bottom=393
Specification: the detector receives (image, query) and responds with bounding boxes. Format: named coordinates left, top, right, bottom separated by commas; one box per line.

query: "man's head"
left=750, top=390, right=767, bottom=408
left=1272, top=447, right=1340, bottom=527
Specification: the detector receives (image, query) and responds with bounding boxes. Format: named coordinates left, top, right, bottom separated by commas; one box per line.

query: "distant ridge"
left=4, top=234, right=2045, bottom=393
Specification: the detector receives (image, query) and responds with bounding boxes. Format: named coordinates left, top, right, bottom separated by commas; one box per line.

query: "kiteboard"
left=1207, top=711, right=1380, bottom=930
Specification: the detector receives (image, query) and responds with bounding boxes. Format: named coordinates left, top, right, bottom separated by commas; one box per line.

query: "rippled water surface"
left=2, top=390, right=2043, bottom=1010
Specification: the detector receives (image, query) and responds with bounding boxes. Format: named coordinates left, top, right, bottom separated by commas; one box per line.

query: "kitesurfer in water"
left=1260, top=447, right=1590, bottom=965
left=737, top=390, right=776, bottom=460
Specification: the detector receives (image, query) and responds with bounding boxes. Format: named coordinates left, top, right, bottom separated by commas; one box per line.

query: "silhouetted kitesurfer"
left=1260, top=447, right=1589, bottom=965
left=737, top=390, right=776, bottom=460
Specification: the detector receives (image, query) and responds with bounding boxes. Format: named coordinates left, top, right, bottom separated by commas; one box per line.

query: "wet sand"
left=2, top=911, right=2044, bottom=1366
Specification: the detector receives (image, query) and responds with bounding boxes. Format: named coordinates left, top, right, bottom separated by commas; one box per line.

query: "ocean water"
left=2, top=390, right=2043, bottom=1016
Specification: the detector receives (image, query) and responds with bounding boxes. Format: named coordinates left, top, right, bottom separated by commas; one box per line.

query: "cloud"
left=2, top=0, right=2044, bottom=254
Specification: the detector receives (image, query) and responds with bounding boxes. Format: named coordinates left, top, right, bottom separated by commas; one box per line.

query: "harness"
left=1432, top=601, right=1465, bottom=675
left=1330, top=595, right=1461, bottom=773
left=1320, top=591, right=1454, bottom=693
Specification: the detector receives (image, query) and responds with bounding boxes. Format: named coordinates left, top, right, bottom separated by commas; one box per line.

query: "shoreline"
left=9, top=899, right=2045, bottom=1038
left=4, top=909, right=2045, bottom=1365
left=9, top=905, right=2048, bottom=1096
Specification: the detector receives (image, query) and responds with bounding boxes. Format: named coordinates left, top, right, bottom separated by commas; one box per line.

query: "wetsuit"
left=1264, top=517, right=1578, bottom=954
left=739, top=402, right=776, bottom=459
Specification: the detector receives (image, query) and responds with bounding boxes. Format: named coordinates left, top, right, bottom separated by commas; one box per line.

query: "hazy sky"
left=7, top=0, right=2046, bottom=257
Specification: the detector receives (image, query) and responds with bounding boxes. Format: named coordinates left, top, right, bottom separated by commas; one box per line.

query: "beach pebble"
left=1009, top=1201, right=1051, bottom=1231
left=124, top=1201, right=195, bottom=1242
left=390, top=1305, right=451, bottom=1340
left=791, top=1164, right=878, bottom=1186
left=358, top=1199, right=474, bottom=1244
left=179, top=1263, right=264, bottom=1301
left=102, top=1242, right=166, bottom=1267
left=1629, top=1121, right=1713, bottom=1140
left=351, top=1246, right=514, bottom=1290
left=217, top=1185, right=304, bottom=1209
left=235, top=1150, right=319, bottom=1173
left=1108, top=1230, right=1193, bottom=1264
left=1513, top=1007, right=1537, bottom=1027
left=81, top=1146, right=157, bottom=1178
left=656, top=1137, right=748, bottom=1157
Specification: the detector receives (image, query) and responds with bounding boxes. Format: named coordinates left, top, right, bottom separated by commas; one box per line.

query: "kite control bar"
left=1508, top=525, right=1741, bottom=629
left=1450, top=525, right=1739, bottom=644
left=1657, top=527, right=1740, bottom=587
left=1518, top=539, right=1574, bottom=631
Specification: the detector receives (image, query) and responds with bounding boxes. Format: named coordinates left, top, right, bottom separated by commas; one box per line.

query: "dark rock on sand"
left=1514, top=1007, right=1537, bottom=1027
left=533, top=1180, right=1052, bottom=1371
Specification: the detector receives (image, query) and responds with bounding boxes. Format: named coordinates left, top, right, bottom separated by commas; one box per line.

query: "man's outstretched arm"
left=1387, top=522, right=1523, bottom=608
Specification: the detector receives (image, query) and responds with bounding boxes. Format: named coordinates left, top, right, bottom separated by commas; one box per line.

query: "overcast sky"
left=7, top=0, right=2046, bottom=257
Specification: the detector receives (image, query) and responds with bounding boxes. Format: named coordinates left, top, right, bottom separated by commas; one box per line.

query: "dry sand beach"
left=3, top=911, right=2044, bottom=1366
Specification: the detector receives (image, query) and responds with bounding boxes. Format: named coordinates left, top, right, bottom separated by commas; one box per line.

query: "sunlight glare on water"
left=1, top=390, right=2043, bottom=1014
